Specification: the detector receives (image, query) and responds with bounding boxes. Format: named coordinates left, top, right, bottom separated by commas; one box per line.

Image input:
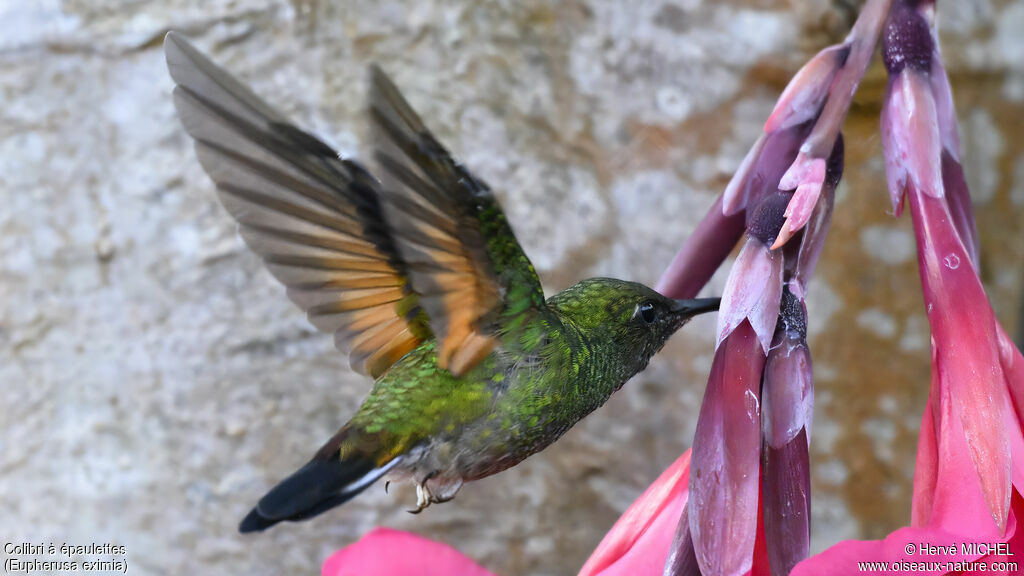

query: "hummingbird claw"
left=385, top=481, right=390, bottom=494
left=407, top=482, right=432, bottom=514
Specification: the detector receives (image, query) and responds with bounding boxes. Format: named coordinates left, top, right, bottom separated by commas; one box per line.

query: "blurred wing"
left=164, top=32, right=428, bottom=378
left=368, top=66, right=545, bottom=375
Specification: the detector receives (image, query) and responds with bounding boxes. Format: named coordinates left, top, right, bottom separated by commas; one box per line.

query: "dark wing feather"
left=165, top=31, right=544, bottom=378
left=367, top=66, right=546, bottom=375
left=165, top=32, right=426, bottom=378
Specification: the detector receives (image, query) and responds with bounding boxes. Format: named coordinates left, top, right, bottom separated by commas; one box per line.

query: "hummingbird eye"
left=637, top=301, right=657, bottom=324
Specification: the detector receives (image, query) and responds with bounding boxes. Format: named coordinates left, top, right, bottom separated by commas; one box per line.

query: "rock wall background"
left=2, top=1, right=1023, bottom=575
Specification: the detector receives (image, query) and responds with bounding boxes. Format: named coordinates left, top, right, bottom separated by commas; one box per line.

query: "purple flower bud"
left=882, top=2, right=933, bottom=75
left=762, top=429, right=811, bottom=576
left=689, top=321, right=765, bottom=576
left=761, top=287, right=813, bottom=576
left=663, top=505, right=701, bottom=576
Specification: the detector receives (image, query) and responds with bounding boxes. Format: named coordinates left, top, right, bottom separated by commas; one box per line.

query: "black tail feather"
left=238, top=456, right=385, bottom=534
left=239, top=507, right=280, bottom=533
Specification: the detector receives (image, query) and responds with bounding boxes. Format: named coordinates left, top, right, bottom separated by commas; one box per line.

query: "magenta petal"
left=794, top=488, right=1024, bottom=576
left=773, top=155, right=826, bottom=249
left=764, top=44, right=847, bottom=134
left=578, top=452, right=691, bottom=576
left=690, top=321, right=765, bottom=576
left=997, top=324, right=1024, bottom=429
left=717, top=240, right=783, bottom=353
left=762, top=337, right=813, bottom=449
left=588, top=499, right=689, bottom=576
left=762, top=429, right=811, bottom=576
left=322, top=528, right=495, bottom=576
left=791, top=499, right=1021, bottom=576
left=908, top=185, right=1011, bottom=534
left=930, top=342, right=1011, bottom=539
left=911, top=382, right=939, bottom=528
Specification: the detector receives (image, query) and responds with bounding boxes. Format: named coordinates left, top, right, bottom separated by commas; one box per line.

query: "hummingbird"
left=164, top=31, right=720, bottom=533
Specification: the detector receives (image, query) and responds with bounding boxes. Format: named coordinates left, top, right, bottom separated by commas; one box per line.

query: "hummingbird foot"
left=428, top=477, right=463, bottom=503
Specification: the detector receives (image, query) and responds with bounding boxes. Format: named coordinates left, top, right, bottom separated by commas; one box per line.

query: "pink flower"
left=579, top=452, right=692, bottom=576
left=321, top=528, right=496, bottom=576
left=320, top=455, right=693, bottom=576
left=791, top=499, right=1024, bottom=576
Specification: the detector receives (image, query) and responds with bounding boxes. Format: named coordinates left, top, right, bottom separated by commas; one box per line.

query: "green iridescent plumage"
left=163, top=31, right=719, bottom=533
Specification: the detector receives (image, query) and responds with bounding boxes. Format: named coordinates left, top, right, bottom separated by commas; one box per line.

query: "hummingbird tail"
left=239, top=447, right=401, bottom=533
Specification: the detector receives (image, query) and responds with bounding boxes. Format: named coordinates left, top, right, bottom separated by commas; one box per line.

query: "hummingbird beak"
left=671, top=297, right=721, bottom=318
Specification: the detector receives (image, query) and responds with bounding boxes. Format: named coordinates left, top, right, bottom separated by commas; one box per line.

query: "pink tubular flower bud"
left=880, top=0, right=1014, bottom=535
left=764, top=44, right=848, bottom=134
left=906, top=183, right=1013, bottom=535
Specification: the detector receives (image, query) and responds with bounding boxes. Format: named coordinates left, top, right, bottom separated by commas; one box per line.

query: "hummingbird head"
left=548, top=278, right=720, bottom=375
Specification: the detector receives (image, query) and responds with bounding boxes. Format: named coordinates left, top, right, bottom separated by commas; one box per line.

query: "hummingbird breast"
left=355, top=314, right=629, bottom=488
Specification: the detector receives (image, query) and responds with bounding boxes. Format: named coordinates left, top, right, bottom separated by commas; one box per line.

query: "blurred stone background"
left=1, top=0, right=1023, bottom=574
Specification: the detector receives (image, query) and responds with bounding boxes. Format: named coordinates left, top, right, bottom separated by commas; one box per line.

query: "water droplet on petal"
left=944, top=253, right=960, bottom=270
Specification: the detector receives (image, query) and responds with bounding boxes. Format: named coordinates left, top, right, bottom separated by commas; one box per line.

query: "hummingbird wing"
left=164, top=33, right=545, bottom=377
left=165, top=32, right=430, bottom=378
left=366, top=66, right=546, bottom=375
